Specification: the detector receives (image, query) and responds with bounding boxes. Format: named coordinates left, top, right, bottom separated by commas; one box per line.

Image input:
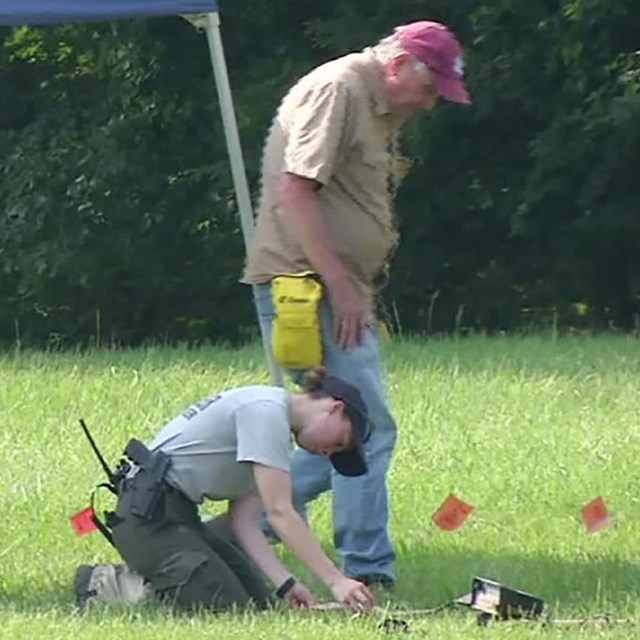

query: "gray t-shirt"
left=147, top=386, right=292, bottom=504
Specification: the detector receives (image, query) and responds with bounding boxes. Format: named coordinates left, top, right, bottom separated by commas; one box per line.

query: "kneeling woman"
left=110, top=368, right=375, bottom=612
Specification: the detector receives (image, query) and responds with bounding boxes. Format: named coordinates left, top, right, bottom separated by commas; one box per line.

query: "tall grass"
left=2, top=335, right=640, bottom=639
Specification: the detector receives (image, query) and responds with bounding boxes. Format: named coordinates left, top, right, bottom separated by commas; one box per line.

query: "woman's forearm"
left=267, top=505, right=343, bottom=589
left=229, top=501, right=293, bottom=589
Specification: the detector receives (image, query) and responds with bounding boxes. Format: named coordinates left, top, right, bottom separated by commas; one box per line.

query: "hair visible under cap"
left=301, top=366, right=327, bottom=394
left=370, top=32, right=426, bottom=72
left=370, top=32, right=406, bottom=62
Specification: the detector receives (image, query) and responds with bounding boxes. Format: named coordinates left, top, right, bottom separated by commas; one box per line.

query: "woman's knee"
left=158, top=560, right=252, bottom=612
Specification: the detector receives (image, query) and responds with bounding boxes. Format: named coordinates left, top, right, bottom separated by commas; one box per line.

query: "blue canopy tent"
left=0, top=0, right=282, bottom=383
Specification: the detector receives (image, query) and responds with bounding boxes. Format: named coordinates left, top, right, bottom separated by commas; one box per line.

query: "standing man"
left=243, top=20, right=471, bottom=589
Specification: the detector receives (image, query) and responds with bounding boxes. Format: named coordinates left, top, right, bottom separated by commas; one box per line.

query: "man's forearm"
left=279, top=174, right=348, bottom=286
left=267, top=506, right=343, bottom=588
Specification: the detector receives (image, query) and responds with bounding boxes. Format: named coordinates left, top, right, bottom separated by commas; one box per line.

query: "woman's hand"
left=284, top=582, right=318, bottom=608
left=330, top=576, right=375, bottom=611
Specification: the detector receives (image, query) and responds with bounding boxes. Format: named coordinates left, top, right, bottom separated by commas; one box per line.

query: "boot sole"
left=73, top=564, right=96, bottom=610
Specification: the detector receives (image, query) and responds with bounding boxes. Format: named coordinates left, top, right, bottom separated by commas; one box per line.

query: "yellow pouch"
left=272, top=271, right=323, bottom=369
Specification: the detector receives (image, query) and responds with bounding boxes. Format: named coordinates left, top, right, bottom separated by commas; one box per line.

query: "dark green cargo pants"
left=111, top=473, right=275, bottom=612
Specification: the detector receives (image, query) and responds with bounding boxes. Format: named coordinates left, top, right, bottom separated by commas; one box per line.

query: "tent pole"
left=203, top=11, right=283, bottom=386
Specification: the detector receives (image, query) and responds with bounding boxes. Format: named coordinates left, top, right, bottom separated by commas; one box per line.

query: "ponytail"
left=301, top=366, right=327, bottom=394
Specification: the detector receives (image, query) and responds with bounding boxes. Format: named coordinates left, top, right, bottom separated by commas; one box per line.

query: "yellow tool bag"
left=271, top=271, right=324, bottom=369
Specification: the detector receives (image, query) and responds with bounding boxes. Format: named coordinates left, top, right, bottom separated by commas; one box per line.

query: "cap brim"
left=330, top=438, right=368, bottom=477
left=435, top=75, right=472, bottom=104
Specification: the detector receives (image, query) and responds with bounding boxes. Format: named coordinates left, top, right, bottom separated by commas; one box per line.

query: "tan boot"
left=74, top=563, right=151, bottom=609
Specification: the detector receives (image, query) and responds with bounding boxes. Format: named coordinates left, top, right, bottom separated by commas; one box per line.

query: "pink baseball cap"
left=395, top=20, right=471, bottom=104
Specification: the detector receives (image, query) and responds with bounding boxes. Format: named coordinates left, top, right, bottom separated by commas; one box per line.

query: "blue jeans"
left=252, top=283, right=397, bottom=579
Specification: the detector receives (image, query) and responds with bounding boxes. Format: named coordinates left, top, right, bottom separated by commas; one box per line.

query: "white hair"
left=370, top=32, right=406, bottom=62
left=370, top=31, right=428, bottom=73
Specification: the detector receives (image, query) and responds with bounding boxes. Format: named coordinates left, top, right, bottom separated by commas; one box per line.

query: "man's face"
left=384, top=53, right=440, bottom=116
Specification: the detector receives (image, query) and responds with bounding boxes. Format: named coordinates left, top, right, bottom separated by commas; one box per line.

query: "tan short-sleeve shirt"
left=243, top=50, right=410, bottom=297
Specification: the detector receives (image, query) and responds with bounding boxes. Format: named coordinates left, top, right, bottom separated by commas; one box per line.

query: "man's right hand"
left=329, top=575, right=375, bottom=612
left=326, top=277, right=369, bottom=351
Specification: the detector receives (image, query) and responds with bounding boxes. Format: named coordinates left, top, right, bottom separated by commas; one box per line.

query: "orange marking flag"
left=70, top=506, right=98, bottom=536
left=581, top=497, right=611, bottom=533
left=432, top=493, right=475, bottom=531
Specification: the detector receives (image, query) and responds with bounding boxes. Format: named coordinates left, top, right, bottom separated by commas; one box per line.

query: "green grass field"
left=2, top=335, right=640, bottom=639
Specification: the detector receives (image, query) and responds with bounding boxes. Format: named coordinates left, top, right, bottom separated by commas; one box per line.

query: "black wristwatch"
left=275, top=576, right=297, bottom=599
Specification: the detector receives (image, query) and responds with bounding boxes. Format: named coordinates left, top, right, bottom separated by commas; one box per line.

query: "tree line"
left=1, top=0, right=639, bottom=347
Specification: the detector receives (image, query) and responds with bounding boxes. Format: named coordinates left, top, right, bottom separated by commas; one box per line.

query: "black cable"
left=78, top=418, right=116, bottom=485
left=375, top=602, right=640, bottom=633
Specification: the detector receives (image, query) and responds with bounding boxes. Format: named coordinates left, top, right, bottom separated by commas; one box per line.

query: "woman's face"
left=295, top=398, right=354, bottom=457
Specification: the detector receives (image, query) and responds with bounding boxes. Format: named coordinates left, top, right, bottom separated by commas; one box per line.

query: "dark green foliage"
left=1, top=0, right=638, bottom=346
